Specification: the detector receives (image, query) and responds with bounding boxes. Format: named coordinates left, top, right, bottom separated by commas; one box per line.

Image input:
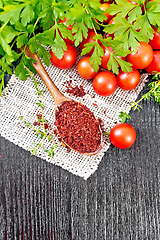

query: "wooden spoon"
left=20, top=45, right=102, bottom=155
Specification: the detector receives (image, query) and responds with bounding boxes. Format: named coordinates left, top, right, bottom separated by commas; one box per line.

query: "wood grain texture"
left=0, top=83, right=160, bottom=240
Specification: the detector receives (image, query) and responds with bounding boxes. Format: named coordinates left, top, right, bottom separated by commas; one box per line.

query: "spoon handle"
left=20, top=45, right=68, bottom=107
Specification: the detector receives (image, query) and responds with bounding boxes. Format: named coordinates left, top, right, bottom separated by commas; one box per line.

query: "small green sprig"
left=119, top=73, right=160, bottom=123
left=19, top=114, right=59, bottom=157
left=19, top=67, right=60, bottom=157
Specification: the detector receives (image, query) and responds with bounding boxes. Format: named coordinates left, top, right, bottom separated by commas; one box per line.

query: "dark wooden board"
left=0, top=79, right=160, bottom=240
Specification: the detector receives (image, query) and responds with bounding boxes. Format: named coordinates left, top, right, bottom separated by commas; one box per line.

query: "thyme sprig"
left=119, top=73, right=160, bottom=123
left=19, top=67, right=60, bottom=157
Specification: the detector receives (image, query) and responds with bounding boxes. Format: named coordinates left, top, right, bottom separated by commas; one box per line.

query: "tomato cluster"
left=49, top=2, right=160, bottom=149
left=50, top=28, right=160, bottom=97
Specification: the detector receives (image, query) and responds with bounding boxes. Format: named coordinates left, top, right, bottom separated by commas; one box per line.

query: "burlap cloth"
left=0, top=49, right=149, bottom=179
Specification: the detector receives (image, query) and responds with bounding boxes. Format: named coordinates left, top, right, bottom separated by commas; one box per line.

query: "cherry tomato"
left=127, top=42, right=154, bottom=69
left=92, top=71, right=117, bottom=97
left=77, top=57, right=99, bottom=79
left=117, top=68, right=140, bottom=90
left=108, top=18, right=116, bottom=25
left=80, top=31, right=99, bottom=56
left=145, top=51, right=160, bottom=74
left=50, top=43, right=77, bottom=69
left=101, top=45, right=125, bottom=70
left=99, top=3, right=113, bottom=23
left=149, top=26, right=160, bottom=50
left=59, top=18, right=75, bottom=44
left=110, top=123, right=136, bottom=149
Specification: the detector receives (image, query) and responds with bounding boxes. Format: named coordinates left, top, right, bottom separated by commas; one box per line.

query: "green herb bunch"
left=0, top=0, right=160, bottom=95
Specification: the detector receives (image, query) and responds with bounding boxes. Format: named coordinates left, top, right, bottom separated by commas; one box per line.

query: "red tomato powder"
left=55, top=100, right=102, bottom=153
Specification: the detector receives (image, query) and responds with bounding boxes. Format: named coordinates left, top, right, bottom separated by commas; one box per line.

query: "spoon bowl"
left=21, top=45, right=102, bottom=155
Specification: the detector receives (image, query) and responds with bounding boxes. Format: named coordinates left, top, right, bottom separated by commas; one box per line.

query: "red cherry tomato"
left=77, top=57, right=99, bottom=79
left=117, top=68, right=140, bottom=90
left=110, top=123, right=136, bottom=149
left=80, top=31, right=99, bottom=56
left=59, top=18, right=75, bottom=44
left=145, top=51, right=160, bottom=74
left=101, top=45, right=125, bottom=70
left=149, top=27, right=160, bottom=50
left=108, top=18, right=116, bottom=25
left=50, top=43, right=77, bottom=69
left=127, top=42, right=154, bottom=69
left=92, top=71, right=117, bottom=97
left=99, top=3, right=113, bottom=23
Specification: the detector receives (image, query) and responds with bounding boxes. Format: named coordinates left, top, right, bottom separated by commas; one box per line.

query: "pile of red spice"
left=54, top=100, right=102, bottom=154
left=66, top=85, right=86, bottom=97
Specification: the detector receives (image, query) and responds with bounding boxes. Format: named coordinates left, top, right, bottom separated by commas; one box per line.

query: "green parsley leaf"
left=89, top=42, right=104, bottom=72
left=0, top=35, right=12, bottom=55
left=0, top=4, right=25, bottom=24
left=51, top=28, right=67, bottom=59
left=28, top=37, right=38, bottom=53
left=37, top=44, right=51, bottom=67
left=16, top=32, right=28, bottom=49
left=15, top=61, right=29, bottom=81
left=20, top=4, right=35, bottom=26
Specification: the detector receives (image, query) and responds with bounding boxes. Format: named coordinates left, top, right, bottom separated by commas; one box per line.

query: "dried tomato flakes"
left=66, top=85, right=86, bottom=97
left=55, top=100, right=102, bottom=154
